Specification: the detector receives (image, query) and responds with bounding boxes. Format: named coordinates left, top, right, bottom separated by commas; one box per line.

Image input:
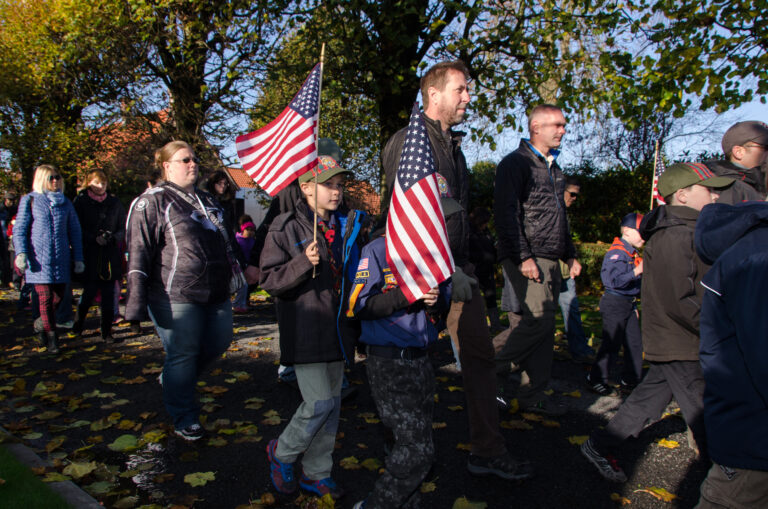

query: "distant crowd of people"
left=3, top=59, right=767, bottom=508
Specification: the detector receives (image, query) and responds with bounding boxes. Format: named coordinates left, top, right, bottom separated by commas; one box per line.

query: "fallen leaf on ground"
left=42, top=472, right=71, bottom=482
left=610, top=492, right=632, bottom=505
left=447, top=405, right=464, bottom=411
left=634, top=487, right=678, bottom=502
left=62, top=461, right=97, bottom=479
left=452, top=496, right=488, bottom=508
left=340, top=456, right=361, bottom=470
left=563, top=390, right=582, bottom=398
left=567, top=435, right=589, bottom=445
left=184, top=471, right=216, bottom=487
left=112, top=496, right=139, bottom=509
left=520, top=413, right=543, bottom=422
left=432, top=422, right=447, bottom=429
left=107, top=434, right=139, bottom=452
left=357, top=412, right=380, bottom=424
left=420, top=478, right=438, bottom=493
left=655, top=438, right=680, bottom=449
left=456, top=443, right=471, bottom=451
left=542, top=420, right=561, bottom=428
left=361, top=458, right=382, bottom=471
left=500, top=420, right=533, bottom=430
left=447, top=386, right=464, bottom=392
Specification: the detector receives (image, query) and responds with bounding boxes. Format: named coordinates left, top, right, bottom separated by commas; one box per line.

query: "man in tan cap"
left=705, top=121, right=768, bottom=201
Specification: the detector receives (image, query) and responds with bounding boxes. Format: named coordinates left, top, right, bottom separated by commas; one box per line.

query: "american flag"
left=385, top=104, right=455, bottom=303
left=652, top=140, right=666, bottom=205
left=235, top=64, right=321, bottom=196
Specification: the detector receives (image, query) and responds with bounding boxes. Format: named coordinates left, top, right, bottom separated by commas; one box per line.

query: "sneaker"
left=352, top=501, right=366, bottom=509
left=299, top=474, right=344, bottom=499
left=586, top=376, right=618, bottom=397
left=56, top=320, right=74, bottom=330
left=619, top=378, right=637, bottom=394
left=174, top=423, right=205, bottom=441
left=580, top=438, right=627, bottom=482
left=266, top=439, right=297, bottom=494
left=495, top=392, right=509, bottom=411
left=521, top=398, right=567, bottom=417
left=112, top=314, right=124, bottom=325
left=467, top=453, right=534, bottom=481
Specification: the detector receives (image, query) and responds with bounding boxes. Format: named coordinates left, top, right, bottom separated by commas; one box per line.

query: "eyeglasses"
left=48, top=175, right=61, bottom=182
left=566, top=191, right=579, bottom=197
left=169, top=156, right=200, bottom=165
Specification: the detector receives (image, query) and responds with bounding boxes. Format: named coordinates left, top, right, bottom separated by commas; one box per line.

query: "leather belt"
left=366, top=344, right=428, bottom=360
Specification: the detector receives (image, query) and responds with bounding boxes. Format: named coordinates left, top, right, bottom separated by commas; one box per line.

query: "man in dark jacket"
left=382, top=60, right=530, bottom=481
left=694, top=202, right=768, bottom=508
left=581, top=162, right=733, bottom=483
left=704, top=120, right=768, bottom=202
left=493, top=104, right=580, bottom=416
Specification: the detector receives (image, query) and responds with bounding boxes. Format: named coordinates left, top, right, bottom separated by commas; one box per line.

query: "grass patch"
left=0, top=445, right=73, bottom=509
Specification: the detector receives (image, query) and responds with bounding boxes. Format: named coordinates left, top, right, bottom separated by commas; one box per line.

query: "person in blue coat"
left=694, top=202, right=768, bottom=508
left=13, top=164, right=84, bottom=353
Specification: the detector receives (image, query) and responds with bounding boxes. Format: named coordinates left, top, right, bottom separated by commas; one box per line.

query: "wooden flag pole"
left=650, top=139, right=660, bottom=210
left=312, top=43, right=326, bottom=278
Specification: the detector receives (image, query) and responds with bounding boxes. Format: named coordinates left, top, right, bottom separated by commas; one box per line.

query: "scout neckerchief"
left=609, top=237, right=642, bottom=267
left=317, top=213, right=342, bottom=296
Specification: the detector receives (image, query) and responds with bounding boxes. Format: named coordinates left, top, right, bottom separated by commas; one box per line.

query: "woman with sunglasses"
left=204, top=169, right=237, bottom=237
left=13, top=164, right=84, bottom=353
left=72, top=170, right=127, bottom=342
left=125, top=141, right=240, bottom=441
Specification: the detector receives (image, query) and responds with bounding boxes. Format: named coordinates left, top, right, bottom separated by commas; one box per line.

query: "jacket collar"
left=422, top=113, right=466, bottom=145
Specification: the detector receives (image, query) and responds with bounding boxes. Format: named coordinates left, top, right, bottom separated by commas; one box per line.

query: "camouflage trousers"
left=365, top=353, right=435, bottom=509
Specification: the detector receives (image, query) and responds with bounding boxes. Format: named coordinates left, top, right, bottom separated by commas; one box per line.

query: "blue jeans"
left=232, top=283, right=249, bottom=309
left=558, top=278, right=593, bottom=356
left=148, top=299, right=233, bottom=429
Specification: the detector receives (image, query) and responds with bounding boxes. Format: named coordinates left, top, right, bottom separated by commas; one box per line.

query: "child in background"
left=259, top=156, right=366, bottom=499
left=233, top=221, right=256, bottom=313
left=586, top=213, right=644, bottom=397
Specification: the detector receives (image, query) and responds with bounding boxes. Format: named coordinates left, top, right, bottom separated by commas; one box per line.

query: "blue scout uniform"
left=348, top=234, right=449, bottom=509
left=588, top=236, right=643, bottom=387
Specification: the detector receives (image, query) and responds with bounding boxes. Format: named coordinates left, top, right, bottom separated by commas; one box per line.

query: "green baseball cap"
left=658, top=162, right=734, bottom=198
left=298, top=155, right=352, bottom=184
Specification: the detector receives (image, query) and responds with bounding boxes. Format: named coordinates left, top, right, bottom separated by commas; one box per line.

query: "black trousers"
left=75, top=280, right=115, bottom=338
left=590, top=292, right=643, bottom=384
left=592, top=360, right=706, bottom=455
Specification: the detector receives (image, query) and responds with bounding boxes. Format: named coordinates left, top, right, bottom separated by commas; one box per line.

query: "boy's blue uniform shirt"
left=601, top=237, right=641, bottom=297
left=348, top=235, right=450, bottom=349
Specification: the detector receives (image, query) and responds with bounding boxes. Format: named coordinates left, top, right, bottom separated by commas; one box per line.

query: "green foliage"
left=574, top=242, right=611, bottom=295
left=565, top=161, right=654, bottom=243
left=468, top=160, right=496, bottom=214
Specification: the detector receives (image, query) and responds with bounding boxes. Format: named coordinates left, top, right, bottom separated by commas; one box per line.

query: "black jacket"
left=73, top=191, right=126, bottom=282
left=125, top=182, right=232, bottom=320
left=703, top=159, right=765, bottom=202
left=259, top=200, right=366, bottom=365
left=639, top=205, right=709, bottom=362
left=381, top=113, right=470, bottom=267
left=494, top=140, right=576, bottom=265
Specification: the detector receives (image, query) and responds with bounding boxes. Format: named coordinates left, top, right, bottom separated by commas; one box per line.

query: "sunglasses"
left=170, top=156, right=200, bottom=165
left=567, top=191, right=579, bottom=197
left=48, top=175, right=62, bottom=182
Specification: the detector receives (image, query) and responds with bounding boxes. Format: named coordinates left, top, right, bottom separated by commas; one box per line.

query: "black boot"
left=36, top=331, right=46, bottom=346
left=45, top=331, right=59, bottom=354
left=72, top=310, right=85, bottom=336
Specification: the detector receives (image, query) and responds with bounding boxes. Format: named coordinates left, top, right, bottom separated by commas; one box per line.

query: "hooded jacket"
left=494, top=140, right=576, bottom=265
left=704, top=159, right=766, bottom=202
left=695, top=202, right=768, bottom=471
left=13, top=191, right=83, bottom=284
left=382, top=114, right=470, bottom=267
left=259, top=200, right=366, bottom=365
left=601, top=237, right=641, bottom=297
left=638, top=205, right=709, bottom=361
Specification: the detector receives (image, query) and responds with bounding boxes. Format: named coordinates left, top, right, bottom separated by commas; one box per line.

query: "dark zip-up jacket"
left=259, top=200, right=366, bottom=365
left=695, top=202, right=768, bottom=471
left=494, top=140, right=576, bottom=265
left=638, top=205, right=709, bottom=361
left=125, top=182, right=231, bottom=320
left=703, top=159, right=765, bottom=202
left=382, top=113, right=470, bottom=267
